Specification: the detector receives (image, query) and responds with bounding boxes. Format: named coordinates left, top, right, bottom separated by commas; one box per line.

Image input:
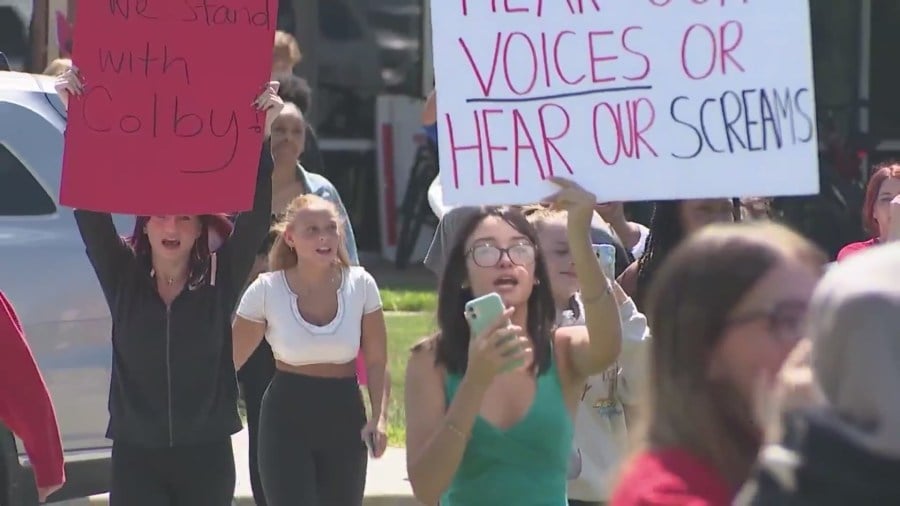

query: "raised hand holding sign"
left=59, top=0, right=278, bottom=215
left=430, top=0, right=820, bottom=206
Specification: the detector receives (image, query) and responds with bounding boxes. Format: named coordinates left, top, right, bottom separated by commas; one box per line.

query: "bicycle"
left=395, top=139, right=439, bottom=269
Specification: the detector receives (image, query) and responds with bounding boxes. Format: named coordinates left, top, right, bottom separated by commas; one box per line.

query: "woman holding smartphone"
left=404, top=177, right=623, bottom=505
left=55, top=69, right=283, bottom=506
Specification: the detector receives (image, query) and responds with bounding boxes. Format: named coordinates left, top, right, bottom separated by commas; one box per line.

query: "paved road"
left=54, top=428, right=417, bottom=505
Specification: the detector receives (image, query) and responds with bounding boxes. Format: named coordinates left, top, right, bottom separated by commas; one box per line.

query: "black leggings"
left=259, top=370, right=368, bottom=506
left=237, top=339, right=276, bottom=506
left=109, top=438, right=234, bottom=506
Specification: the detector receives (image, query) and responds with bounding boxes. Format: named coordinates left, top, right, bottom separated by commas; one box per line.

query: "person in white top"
left=526, top=207, right=651, bottom=506
left=594, top=202, right=650, bottom=261
left=232, top=194, right=390, bottom=506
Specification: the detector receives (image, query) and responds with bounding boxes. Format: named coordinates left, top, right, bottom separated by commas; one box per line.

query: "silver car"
left=0, top=71, right=119, bottom=504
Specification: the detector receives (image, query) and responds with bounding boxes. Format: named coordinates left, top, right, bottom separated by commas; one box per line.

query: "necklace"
left=293, top=267, right=340, bottom=297
left=151, top=268, right=186, bottom=286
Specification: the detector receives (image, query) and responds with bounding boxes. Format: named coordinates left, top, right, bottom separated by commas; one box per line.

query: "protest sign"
left=430, top=0, right=819, bottom=206
left=60, top=0, right=276, bottom=215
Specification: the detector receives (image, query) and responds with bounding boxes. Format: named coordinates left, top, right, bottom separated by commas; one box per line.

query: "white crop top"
left=235, top=266, right=382, bottom=366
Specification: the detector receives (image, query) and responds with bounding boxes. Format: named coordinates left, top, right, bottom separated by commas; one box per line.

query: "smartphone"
left=464, top=292, right=507, bottom=338
left=464, top=293, right=523, bottom=372
left=592, top=244, right=616, bottom=280
left=364, top=431, right=376, bottom=457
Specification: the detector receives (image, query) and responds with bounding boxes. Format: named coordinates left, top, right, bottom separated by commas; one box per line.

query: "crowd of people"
left=1, top=27, right=899, bottom=506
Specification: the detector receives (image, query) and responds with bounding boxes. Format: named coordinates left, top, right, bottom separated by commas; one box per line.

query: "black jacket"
left=74, top=142, right=273, bottom=448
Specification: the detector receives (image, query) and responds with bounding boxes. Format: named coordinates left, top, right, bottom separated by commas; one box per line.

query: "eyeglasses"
left=724, top=300, right=808, bottom=342
left=466, top=242, right=536, bottom=268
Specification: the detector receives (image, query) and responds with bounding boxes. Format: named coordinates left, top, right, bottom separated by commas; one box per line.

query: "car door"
left=0, top=95, right=116, bottom=455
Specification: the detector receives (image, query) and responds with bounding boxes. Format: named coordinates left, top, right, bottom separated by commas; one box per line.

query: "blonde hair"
left=268, top=194, right=351, bottom=271
left=523, top=204, right=615, bottom=237
left=43, top=58, right=72, bottom=77
left=273, top=30, right=302, bottom=66
left=522, top=204, right=566, bottom=229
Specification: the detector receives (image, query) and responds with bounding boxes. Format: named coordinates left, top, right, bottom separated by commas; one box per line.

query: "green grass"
left=381, top=312, right=436, bottom=446
left=380, top=288, right=437, bottom=312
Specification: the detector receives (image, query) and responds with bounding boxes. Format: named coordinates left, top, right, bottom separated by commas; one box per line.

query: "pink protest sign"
left=430, top=0, right=820, bottom=206
left=60, top=0, right=276, bottom=215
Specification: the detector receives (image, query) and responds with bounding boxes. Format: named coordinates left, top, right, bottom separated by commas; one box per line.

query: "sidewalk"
left=57, top=428, right=417, bottom=506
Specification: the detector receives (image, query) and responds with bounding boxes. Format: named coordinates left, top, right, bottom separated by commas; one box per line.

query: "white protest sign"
left=430, top=0, right=819, bottom=206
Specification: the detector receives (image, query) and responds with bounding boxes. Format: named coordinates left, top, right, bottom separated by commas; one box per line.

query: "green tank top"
left=441, top=357, right=573, bottom=506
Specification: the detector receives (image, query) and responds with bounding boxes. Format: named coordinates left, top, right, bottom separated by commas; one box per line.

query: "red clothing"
left=0, top=291, right=65, bottom=488
left=611, top=448, right=733, bottom=506
left=837, top=238, right=878, bottom=261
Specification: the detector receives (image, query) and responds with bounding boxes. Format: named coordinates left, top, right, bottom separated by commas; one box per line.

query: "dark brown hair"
left=637, top=221, right=826, bottom=485
left=434, top=207, right=556, bottom=376
left=634, top=200, right=688, bottom=311
left=276, top=73, right=313, bottom=114
left=129, top=215, right=232, bottom=288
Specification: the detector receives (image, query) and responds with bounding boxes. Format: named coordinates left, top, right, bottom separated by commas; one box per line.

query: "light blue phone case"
left=464, top=292, right=523, bottom=372
left=592, top=243, right=616, bottom=279
left=464, top=292, right=506, bottom=339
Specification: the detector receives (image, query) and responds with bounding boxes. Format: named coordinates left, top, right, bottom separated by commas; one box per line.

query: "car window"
left=0, top=143, right=56, bottom=216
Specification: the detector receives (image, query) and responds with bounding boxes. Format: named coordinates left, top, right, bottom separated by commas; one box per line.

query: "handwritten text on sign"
left=60, top=0, right=276, bottom=215
left=430, top=0, right=819, bottom=206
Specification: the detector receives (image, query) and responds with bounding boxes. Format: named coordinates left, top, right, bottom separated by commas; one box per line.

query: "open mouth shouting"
left=492, top=274, right=520, bottom=292
left=161, top=239, right=182, bottom=250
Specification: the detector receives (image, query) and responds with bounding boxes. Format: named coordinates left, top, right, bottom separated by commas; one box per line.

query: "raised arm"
left=219, top=84, right=284, bottom=300
left=546, top=177, right=622, bottom=381
left=74, top=210, right=134, bottom=297
left=56, top=71, right=134, bottom=294
left=561, top=210, right=622, bottom=378
left=220, top=139, right=275, bottom=297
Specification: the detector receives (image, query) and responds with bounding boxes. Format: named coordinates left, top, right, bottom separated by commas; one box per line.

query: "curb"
left=364, top=496, right=421, bottom=506
left=82, top=494, right=419, bottom=505
left=62, top=434, right=415, bottom=506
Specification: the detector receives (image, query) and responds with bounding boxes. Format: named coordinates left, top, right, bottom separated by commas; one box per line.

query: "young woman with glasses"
left=404, top=178, right=623, bottom=506
left=612, top=222, right=826, bottom=506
